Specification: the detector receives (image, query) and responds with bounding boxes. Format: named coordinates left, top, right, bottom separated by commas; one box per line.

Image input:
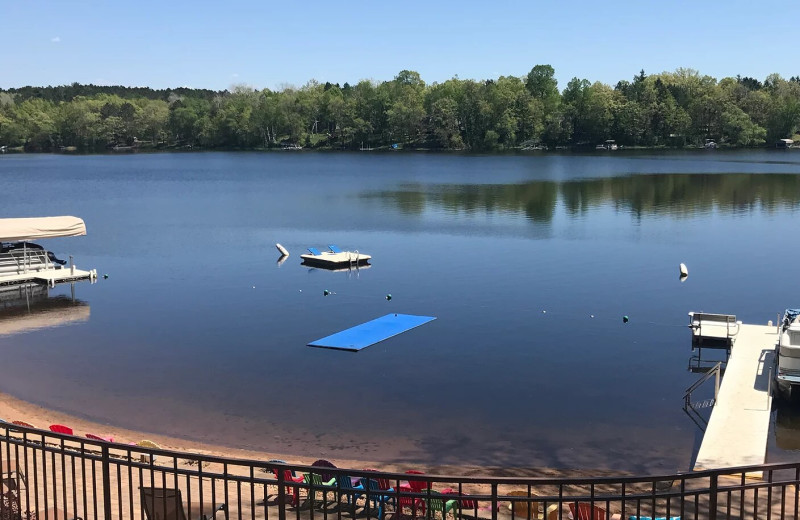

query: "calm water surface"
left=2, top=150, right=800, bottom=473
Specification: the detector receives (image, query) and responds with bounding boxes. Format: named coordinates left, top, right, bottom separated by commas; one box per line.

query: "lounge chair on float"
left=141, top=487, right=226, bottom=520
left=328, top=245, right=343, bottom=253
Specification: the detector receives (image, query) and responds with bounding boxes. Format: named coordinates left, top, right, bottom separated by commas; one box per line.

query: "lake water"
left=1, top=150, right=800, bottom=474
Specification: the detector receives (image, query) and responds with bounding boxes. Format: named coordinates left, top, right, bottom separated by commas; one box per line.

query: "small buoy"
left=542, top=310, right=546, bottom=314
left=590, top=314, right=594, bottom=318
left=252, top=286, right=256, bottom=289
left=103, top=274, right=108, bottom=279
left=679, top=263, right=688, bottom=277
left=324, top=289, right=330, bottom=296
left=276, top=243, right=289, bottom=257
left=623, top=315, right=629, bottom=323
left=385, top=294, right=392, bottom=301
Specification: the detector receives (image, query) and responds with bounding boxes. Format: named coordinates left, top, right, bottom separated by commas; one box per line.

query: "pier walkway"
left=0, top=266, right=97, bottom=287
left=693, top=323, right=777, bottom=477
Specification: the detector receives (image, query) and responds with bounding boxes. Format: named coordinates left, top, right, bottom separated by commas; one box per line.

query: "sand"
left=0, top=389, right=630, bottom=479
left=3, top=390, right=794, bottom=520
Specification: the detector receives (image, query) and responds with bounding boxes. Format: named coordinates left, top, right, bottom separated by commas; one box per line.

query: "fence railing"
left=2, top=423, right=800, bottom=520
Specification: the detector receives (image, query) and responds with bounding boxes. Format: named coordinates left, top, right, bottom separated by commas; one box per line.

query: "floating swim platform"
left=301, top=247, right=371, bottom=268
left=308, top=313, right=436, bottom=351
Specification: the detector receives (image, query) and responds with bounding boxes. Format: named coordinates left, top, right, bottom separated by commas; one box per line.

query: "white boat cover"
left=0, top=216, right=86, bottom=242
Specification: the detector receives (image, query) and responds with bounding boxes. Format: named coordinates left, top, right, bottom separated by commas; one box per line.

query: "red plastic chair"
left=405, top=470, right=430, bottom=492
left=399, top=470, right=427, bottom=516
left=271, top=468, right=304, bottom=506
left=48, top=424, right=73, bottom=435
left=86, top=433, right=114, bottom=442
left=569, top=502, right=607, bottom=520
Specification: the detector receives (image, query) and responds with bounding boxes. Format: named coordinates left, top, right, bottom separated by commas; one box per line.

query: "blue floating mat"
left=308, top=313, right=436, bottom=351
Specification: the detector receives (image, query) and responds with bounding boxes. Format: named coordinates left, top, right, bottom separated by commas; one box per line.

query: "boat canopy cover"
left=784, top=309, right=800, bottom=328
left=0, top=216, right=87, bottom=242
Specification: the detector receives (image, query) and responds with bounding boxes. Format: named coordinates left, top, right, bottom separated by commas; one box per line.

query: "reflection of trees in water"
left=563, top=174, right=800, bottom=217
left=374, top=174, right=800, bottom=222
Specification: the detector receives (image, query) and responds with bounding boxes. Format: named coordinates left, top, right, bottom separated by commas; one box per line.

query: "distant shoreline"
left=1, top=144, right=796, bottom=156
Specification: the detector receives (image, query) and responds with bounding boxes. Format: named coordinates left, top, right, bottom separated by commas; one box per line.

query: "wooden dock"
left=0, top=266, right=97, bottom=287
left=693, top=323, right=777, bottom=477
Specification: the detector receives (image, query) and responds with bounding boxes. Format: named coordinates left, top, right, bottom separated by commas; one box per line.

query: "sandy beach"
left=3, top=388, right=794, bottom=520
left=0, top=389, right=634, bottom=480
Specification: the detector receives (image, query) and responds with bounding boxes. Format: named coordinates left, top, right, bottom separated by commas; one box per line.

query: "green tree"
left=525, top=65, right=560, bottom=113
left=721, top=104, right=766, bottom=146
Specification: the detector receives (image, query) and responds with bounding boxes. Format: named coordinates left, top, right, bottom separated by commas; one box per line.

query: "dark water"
left=1, top=150, right=800, bottom=473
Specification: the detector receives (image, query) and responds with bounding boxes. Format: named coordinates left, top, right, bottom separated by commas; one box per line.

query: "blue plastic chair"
left=337, top=475, right=364, bottom=508
left=328, top=245, right=343, bottom=253
left=362, top=478, right=395, bottom=520
left=307, top=247, right=322, bottom=256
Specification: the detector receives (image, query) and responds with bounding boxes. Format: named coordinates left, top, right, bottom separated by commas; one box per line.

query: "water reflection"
left=373, top=174, right=800, bottom=222
left=0, top=283, right=89, bottom=337
left=775, top=403, right=800, bottom=451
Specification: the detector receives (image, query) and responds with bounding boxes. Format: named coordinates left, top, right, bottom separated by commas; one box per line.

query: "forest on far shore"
left=1, top=66, right=799, bottom=152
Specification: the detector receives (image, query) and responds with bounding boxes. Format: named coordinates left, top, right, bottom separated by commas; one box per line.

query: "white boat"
left=0, top=216, right=96, bottom=287
left=300, top=245, right=371, bottom=268
left=775, top=309, right=800, bottom=398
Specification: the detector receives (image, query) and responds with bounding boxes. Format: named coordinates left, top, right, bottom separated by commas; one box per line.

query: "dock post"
left=768, top=366, right=772, bottom=406
left=69, top=255, right=74, bottom=275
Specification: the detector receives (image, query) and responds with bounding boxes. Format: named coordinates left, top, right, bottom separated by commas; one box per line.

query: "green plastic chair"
left=425, top=491, right=458, bottom=520
left=303, top=473, right=336, bottom=509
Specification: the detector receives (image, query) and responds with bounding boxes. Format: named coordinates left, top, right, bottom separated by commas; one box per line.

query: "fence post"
left=101, top=445, right=112, bottom=520
left=708, top=473, right=718, bottom=520
left=491, top=483, right=498, bottom=520
left=277, top=468, right=286, bottom=520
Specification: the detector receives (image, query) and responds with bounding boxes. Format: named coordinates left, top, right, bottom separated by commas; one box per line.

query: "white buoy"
left=679, top=263, right=688, bottom=277
left=276, top=243, right=289, bottom=257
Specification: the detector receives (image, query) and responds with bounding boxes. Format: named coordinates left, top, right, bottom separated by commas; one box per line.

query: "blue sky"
left=3, top=0, right=795, bottom=92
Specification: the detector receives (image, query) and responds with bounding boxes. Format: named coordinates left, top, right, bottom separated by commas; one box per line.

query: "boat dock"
left=692, top=322, right=777, bottom=477
left=0, top=267, right=97, bottom=287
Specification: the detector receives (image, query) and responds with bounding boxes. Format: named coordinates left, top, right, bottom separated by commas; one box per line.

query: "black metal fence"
left=2, top=423, right=799, bottom=520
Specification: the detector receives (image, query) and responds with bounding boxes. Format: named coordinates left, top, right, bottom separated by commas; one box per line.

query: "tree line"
left=1, top=66, right=799, bottom=152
